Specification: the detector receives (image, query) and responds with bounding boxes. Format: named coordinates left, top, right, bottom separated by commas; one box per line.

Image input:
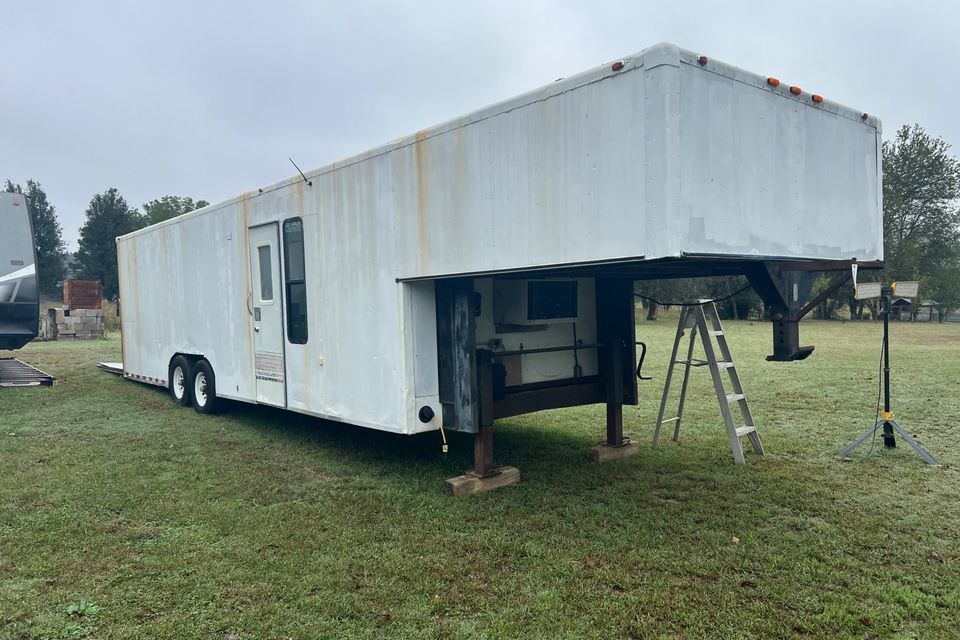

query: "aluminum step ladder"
left=653, top=300, right=763, bottom=464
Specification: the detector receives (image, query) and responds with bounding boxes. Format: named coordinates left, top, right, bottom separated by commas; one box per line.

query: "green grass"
left=1, top=319, right=959, bottom=639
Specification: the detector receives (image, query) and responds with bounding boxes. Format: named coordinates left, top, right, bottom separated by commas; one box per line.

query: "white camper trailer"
left=117, top=43, right=882, bottom=489
left=0, top=192, right=39, bottom=351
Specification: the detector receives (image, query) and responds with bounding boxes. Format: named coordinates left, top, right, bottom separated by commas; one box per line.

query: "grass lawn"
left=1, top=319, right=959, bottom=639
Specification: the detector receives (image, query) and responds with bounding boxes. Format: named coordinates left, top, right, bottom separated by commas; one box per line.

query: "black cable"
left=633, top=283, right=752, bottom=308
left=856, top=333, right=886, bottom=462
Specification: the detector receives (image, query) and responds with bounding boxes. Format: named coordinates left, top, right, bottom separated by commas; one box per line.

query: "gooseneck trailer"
left=117, top=43, right=883, bottom=491
left=0, top=192, right=39, bottom=351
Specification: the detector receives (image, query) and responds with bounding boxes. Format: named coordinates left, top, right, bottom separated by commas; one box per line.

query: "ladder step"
left=736, top=426, right=757, bottom=437
left=660, top=416, right=680, bottom=424
left=726, top=393, right=746, bottom=403
left=672, top=359, right=735, bottom=368
left=708, top=330, right=724, bottom=337
left=673, top=359, right=710, bottom=367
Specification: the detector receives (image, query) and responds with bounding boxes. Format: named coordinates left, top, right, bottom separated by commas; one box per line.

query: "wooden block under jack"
left=444, top=466, right=520, bottom=496
left=588, top=441, right=640, bottom=463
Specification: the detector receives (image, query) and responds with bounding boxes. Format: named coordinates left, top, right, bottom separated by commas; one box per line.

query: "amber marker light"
left=767, top=77, right=780, bottom=87
left=812, top=94, right=823, bottom=103
left=790, top=86, right=802, bottom=95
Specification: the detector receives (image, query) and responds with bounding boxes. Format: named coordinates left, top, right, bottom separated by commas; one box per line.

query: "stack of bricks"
left=41, top=279, right=105, bottom=341
left=48, top=307, right=105, bottom=340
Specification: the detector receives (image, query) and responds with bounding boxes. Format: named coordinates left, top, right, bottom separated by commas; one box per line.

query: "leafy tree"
left=926, top=264, right=960, bottom=322
left=636, top=279, right=699, bottom=320
left=882, top=124, right=960, bottom=281
left=3, top=179, right=66, bottom=296
left=636, top=276, right=761, bottom=321
left=810, top=275, right=848, bottom=320
left=76, top=188, right=145, bottom=300
left=709, top=276, right=762, bottom=320
left=142, top=195, right=210, bottom=226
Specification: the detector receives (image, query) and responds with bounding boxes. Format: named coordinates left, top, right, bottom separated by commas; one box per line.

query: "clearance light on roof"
left=766, top=77, right=780, bottom=87
left=697, top=55, right=708, bottom=65
left=611, top=61, right=624, bottom=71
left=789, top=86, right=802, bottom=95
left=812, top=94, right=823, bottom=103
left=862, top=112, right=869, bottom=120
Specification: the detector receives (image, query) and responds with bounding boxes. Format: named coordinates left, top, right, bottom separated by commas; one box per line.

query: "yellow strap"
left=432, top=414, right=449, bottom=454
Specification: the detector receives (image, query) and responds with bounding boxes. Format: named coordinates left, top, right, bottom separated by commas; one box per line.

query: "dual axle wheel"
left=168, top=355, right=220, bottom=414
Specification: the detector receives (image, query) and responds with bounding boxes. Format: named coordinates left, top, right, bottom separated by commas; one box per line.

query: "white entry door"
left=248, top=223, right=286, bottom=407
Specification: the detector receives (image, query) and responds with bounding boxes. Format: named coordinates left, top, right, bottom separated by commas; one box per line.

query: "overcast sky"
left=4, top=0, right=958, bottom=250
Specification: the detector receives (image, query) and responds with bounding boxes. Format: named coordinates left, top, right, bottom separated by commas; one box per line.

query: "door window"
left=257, top=244, right=274, bottom=302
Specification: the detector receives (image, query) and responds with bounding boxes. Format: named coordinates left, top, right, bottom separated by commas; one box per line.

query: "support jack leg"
left=839, top=419, right=938, bottom=465
left=589, top=348, right=639, bottom=463
left=444, top=423, right=520, bottom=495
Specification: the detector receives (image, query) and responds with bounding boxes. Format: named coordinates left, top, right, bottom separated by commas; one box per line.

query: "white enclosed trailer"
left=117, top=43, right=882, bottom=488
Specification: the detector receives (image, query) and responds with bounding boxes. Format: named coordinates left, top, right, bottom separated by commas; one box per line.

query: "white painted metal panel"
left=674, top=52, right=882, bottom=259
left=118, top=202, right=255, bottom=398
left=410, top=281, right=439, bottom=397
left=405, top=280, right=442, bottom=434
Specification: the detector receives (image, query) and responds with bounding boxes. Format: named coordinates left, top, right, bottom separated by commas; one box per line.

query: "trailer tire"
left=191, top=359, right=220, bottom=414
left=169, top=355, right=193, bottom=406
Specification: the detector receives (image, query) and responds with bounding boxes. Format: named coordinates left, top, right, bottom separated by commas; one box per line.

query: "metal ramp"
left=653, top=300, right=763, bottom=464
left=97, top=362, right=124, bottom=376
left=0, top=357, right=54, bottom=387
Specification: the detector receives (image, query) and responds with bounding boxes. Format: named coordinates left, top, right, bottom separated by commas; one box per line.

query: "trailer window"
left=283, top=218, right=308, bottom=344
left=527, top=280, right=578, bottom=321
left=257, top=245, right=273, bottom=302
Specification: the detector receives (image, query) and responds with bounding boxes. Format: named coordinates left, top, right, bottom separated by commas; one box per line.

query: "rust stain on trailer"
left=292, top=179, right=305, bottom=216
left=239, top=196, right=255, bottom=377
left=127, top=238, right=139, bottom=320
left=453, top=125, right=466, bottom=227
left=415, top=129, right=428, bottom=273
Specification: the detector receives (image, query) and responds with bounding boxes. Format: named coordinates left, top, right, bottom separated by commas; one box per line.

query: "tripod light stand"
left=839, top=282, right=937, bottom=464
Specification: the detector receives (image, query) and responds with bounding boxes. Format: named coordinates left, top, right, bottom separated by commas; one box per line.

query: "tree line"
left=637, top=124, right=960, bottom=322
left=2, top=182, right=207, bottom=300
